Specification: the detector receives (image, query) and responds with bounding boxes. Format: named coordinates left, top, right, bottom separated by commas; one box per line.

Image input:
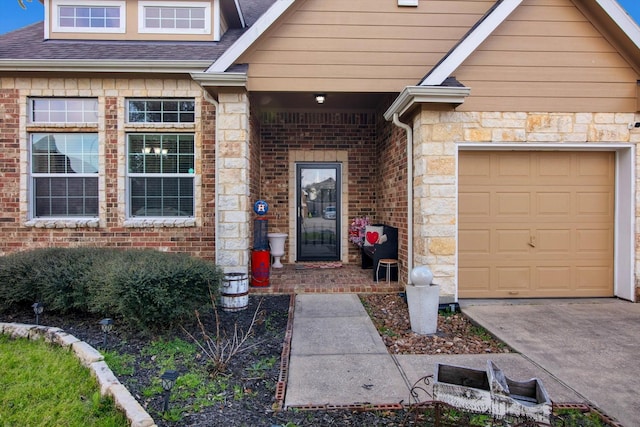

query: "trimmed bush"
left=0, top=248, right=223, bottom=331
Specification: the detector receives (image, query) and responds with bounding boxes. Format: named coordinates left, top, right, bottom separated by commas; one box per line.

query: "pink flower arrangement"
left=348, top=216, right=370, bottom=247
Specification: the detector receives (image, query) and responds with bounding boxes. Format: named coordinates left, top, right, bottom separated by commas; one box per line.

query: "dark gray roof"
left=0, top=23, right=242, bottom=61
left=0, top=0, right=276, bottom=62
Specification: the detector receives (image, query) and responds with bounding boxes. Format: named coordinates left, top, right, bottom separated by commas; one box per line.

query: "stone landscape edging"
left=0, top=322, right=156, bottom=427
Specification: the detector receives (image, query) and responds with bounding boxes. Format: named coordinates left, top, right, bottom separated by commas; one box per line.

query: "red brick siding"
left=376, top=116, right=408, bottom=283
left=0, top=89, right=20, bottom=225
left=0, top=90, right=217, bottom=260
left=259, top=112, right=378, bottom=263
left=249, top=111, right=262, bottom=248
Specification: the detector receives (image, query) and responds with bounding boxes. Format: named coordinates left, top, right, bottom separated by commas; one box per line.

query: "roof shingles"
left=0, top=0, right=276, bottom=63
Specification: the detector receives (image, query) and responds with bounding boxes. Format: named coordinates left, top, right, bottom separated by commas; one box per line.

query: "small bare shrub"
left=183, top=292, right=264, bottom=377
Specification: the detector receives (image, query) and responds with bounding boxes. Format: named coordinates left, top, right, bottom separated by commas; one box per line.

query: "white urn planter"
left=406, top=266, right=440, bottom=335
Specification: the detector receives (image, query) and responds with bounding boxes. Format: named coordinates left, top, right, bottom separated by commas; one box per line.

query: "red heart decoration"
left=366, top=231, right=379, bottom=245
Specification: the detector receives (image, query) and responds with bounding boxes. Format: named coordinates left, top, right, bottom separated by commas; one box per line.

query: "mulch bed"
left=1, top=294, right=614, bottom=426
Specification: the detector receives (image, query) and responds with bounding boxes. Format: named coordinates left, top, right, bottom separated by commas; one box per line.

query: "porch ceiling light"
left=314, top=94, right=326, bottom=104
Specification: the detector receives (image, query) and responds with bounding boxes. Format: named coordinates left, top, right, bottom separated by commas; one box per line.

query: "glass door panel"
left=296, top=163, right=340, bottom=261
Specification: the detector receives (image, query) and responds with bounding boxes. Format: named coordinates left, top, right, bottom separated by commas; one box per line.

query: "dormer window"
left=52, top=0, right=126, bottom=33
left=139, top=1, right=211, bottom=35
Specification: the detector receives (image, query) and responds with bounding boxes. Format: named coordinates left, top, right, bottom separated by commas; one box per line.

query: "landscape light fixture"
left=99, top=318, right=113, bottom=347
left=32, top=302, right=43, bottom=325
left=160, top=370, right=179, bottom=413
left=314, top=93, right=326, bottom=104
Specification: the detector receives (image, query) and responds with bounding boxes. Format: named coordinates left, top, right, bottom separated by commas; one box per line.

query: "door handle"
left=528, top=236, right=536, bottom=248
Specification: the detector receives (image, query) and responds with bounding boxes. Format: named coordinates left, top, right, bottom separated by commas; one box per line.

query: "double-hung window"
left=139, top=1, right=210, bottom=34
left=29, top=98, right=99, bottom=218
left=127, top=99, right=195, bottom=218
left=53, top=0, right=126, bottom=33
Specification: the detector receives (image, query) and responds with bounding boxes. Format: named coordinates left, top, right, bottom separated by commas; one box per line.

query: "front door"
left=296, top=163, right=341, bottom=261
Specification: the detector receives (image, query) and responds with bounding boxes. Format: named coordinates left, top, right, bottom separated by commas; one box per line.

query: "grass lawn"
left=0, top=335, right=128, bottom=427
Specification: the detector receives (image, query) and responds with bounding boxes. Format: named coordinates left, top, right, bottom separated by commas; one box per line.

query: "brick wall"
left=0, top=81, right=216, bottom=260
left=259, top=112, right=378, bottom=263
left=376, top=116, right=408, bottom=283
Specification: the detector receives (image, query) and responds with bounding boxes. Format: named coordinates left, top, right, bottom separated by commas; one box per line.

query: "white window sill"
left=25, top=219, right=100, bottom=228
left=124, top=218, right=196, bottom=228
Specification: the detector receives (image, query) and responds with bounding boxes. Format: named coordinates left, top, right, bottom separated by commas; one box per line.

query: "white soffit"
left=420, top=0, right=523, bottom=86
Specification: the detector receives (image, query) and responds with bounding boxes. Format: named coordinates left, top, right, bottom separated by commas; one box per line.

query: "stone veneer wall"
left=259, top=112, right=377, bottom=264
left=0, top=78, right=216, bottom=260
left=413, top=109, right=640, bottom=298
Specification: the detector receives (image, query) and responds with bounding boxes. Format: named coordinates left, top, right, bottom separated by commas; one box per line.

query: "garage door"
left=458, top=151, right=614, bottom=298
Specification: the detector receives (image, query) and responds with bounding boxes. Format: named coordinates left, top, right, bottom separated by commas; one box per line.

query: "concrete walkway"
left=285, top=294, right=586, bottom=415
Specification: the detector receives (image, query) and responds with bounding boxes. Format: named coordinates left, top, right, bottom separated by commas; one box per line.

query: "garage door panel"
left=495, top=229, right=531, bottom=253
left=576, top=192, right=614, bottom=217
left=536, top=192, right=571, bottom=216
left=576, top=266, right=612, bottom=291
left=459, top=152, right=492, bottom=184
left=459, top=150, right=614, bottom=298
left=496, top=153, right=531, bottom=183
left=496, top=192, right=531, bottom=217
left=459, top=267, right=490, bottom=292
left=459, top=229, right=490, bottom=254
left=536, top=267, right=572, bottom=291
left=537, top=153, right=573, bottom=179
left=459, top=192, right=491, bottom=216
left=536, top=229, right=571, bottom=253
left=576, top=228, right=613, bottom=254
left=577, top=152, right=615, bottom=183
left=495, top=266, right=531, bottom=290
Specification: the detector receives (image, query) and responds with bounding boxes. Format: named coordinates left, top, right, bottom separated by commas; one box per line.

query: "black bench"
left=361, top=224, right=398, bottom=281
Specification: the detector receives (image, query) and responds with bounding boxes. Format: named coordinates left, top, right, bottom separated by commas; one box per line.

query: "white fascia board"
left=207, top=0, right=296, bottom=72
left=421, top=0, right=523, bottom=86
left=43, top=0, right=50, bottom=40
left=234, top=0, right=246, bottom=28
left=383, top=86, right=471, bottom=121
left=0, top=60, right=212, bottom=73
left=191, top=72, right=247, bottom=87
left=595, top=0, right=640, bottom=51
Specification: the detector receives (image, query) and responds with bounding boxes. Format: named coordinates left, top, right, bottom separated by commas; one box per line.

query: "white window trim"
left=28, top=132, right=100, bottom=221
left=138, top=1, right=211, bottom=35
left=28, top=98, right=99, bottom=125
left=52, top=0, right=126, bottom=34
left=125, top=133, right=196, bottom=220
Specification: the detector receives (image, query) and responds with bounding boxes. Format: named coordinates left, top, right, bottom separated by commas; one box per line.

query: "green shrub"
left=87, top=250, right=222, bottom=330
left=0, top=248, right=223, bottom=331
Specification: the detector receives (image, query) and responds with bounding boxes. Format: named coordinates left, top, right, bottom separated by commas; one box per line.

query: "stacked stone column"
left=215, top=91, right=251, bottom=273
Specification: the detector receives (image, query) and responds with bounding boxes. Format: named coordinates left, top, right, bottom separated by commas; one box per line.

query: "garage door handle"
left=528, top=236, right=536, bottom=248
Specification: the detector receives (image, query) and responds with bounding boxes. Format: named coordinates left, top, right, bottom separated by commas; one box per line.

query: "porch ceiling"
left=249, top=92, right=395, bottom=113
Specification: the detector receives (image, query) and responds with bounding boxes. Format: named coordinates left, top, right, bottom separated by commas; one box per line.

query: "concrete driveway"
left=461, top=298, right=639, bottom=427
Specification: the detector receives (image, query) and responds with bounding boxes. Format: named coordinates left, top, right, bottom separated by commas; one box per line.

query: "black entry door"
left=296, top=163, right=340, bottom=261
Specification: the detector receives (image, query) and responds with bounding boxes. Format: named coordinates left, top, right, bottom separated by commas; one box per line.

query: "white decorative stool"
left=376, top=258, right=398, bottom=282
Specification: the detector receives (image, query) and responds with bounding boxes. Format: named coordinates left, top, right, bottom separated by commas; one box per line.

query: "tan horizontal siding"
left=454, top=0, right=640, bottom=112
left=459, top=66, right=637, bottom=82
left=246, top=77, right=418, bottom=93
left=468, top=82, right=634, bottom=98
left=241, top=0, right=494, bottom=92
left=462, top=52, right=631, bottom=68
left=260, top=38, right=455, bottom=53
left=480, top=36, right=617, bottom=53
left=250, top=64, right=428, bottom=79
left=248, top=51, right=444, bottom=67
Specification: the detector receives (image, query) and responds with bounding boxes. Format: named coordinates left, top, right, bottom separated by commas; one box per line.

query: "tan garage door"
left=458, top=151, right=614, bottom=298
